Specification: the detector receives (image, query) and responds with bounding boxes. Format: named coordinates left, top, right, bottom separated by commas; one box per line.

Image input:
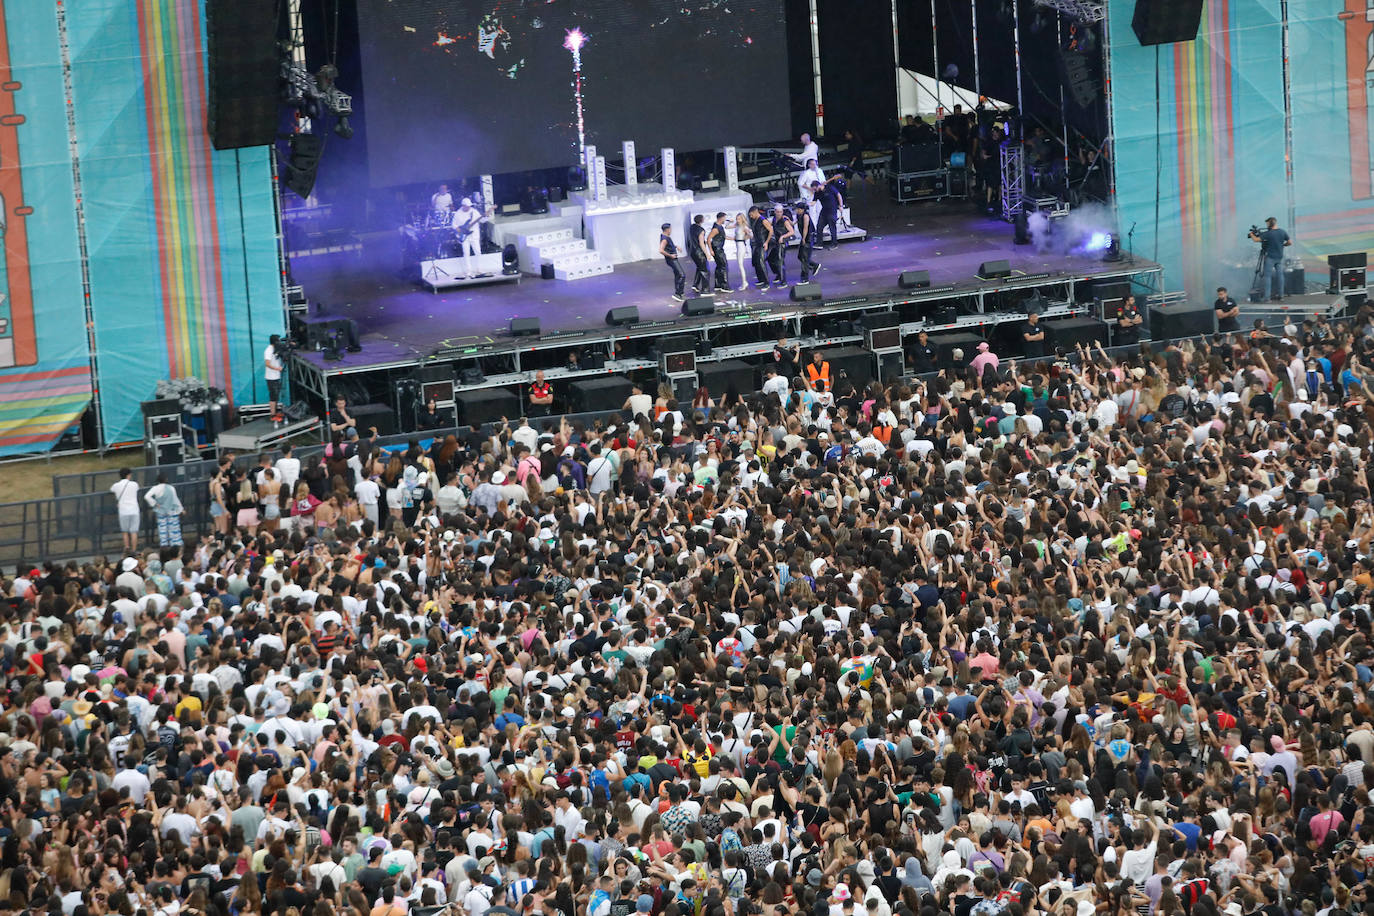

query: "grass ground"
left=2, top=448, right=139, bottom=501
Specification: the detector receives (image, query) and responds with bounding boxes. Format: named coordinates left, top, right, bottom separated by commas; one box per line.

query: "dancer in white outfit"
left=731, top=213, right=752, bottom=291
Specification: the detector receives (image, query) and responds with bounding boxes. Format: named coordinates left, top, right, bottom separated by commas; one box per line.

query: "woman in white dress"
left=731, top=213, right=752, bottom=291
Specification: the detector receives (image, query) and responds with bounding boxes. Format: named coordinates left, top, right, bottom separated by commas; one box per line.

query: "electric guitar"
left=454, top=206, right=495, bottom=243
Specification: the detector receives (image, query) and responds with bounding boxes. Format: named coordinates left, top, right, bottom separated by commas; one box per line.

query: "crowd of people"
left=11, top=306, right=1374, bottom=916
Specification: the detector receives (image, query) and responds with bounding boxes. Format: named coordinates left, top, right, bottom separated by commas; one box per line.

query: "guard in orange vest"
left=805, top=352, right=831, bottom=393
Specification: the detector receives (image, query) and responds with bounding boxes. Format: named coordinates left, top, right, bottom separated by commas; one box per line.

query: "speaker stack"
left=1149, top=304, right=1216, bottom=340
left=1131, top=0, right=1204, bottom=45
left=568, top=376, right=635, bottom=413
left=207, top=0, right=279, bottom=150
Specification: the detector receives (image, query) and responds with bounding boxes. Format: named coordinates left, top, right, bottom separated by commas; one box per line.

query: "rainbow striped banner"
left=134, top=0, right=230, bottom=389
left=1170, top=0, right=1237, bottom=298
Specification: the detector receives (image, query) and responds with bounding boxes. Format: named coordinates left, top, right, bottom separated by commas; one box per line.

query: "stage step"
left=521, top=227, right=575, bottom=247
left=529, top=238, right=588, bottom=262
left=554, top=261, right=615, bottom=281
left=547, top=249, right=605, bottom=270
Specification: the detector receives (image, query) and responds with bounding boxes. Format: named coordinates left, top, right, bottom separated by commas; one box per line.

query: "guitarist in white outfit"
left=450, top=197, right=491, bottom=279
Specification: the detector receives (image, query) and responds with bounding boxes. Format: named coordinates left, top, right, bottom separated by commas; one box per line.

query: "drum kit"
left=401, top=192, right=486, bottom=262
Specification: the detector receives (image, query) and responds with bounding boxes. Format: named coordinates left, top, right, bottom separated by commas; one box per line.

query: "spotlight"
left=1102, top=234, right=1122, bottom=262
left=502, top=244, right=520, bottom=275
left=322, top=328, right=343, bottom=362
left=333, top=116, right=353, bottom=140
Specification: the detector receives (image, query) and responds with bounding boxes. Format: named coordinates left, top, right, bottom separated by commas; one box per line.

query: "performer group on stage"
left=421, top=185, right=494, bottom=280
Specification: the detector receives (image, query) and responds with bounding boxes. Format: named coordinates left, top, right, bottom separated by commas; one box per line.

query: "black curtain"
left=816, top=0, right=898, bottom=142
left=785, top=0, right=817, bottom=138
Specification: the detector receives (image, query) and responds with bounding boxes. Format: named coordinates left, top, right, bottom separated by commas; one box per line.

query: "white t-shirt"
left=263, top=345, right=283, bottom=381
left=110, top=478, right=140, bottom=514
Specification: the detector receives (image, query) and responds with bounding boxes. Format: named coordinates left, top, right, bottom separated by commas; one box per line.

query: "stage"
left=285, top=192, right=1164, bottom=416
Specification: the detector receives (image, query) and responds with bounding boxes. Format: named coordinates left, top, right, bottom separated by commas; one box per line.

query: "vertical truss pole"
left=1057, top=12, right=1070, bottom=196
left=891, top=0, right=903, bottom=124
left=808, top=0, right=824, bottom=134
left=1279, top=0, right=1296, bottom=232
left=972, top=0, right=982, bottom=101
left=1013, top=0, right=1025, bottom=123
left=54, top=0, right=105, bottom=451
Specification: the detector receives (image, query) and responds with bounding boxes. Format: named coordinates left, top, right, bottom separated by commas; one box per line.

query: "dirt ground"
left=2, top=448, right=139, bottom=500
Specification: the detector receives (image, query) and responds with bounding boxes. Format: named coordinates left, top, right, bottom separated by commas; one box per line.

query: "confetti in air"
left=564, top=28, right=588, bottom=156
left=434, top=32, right=456, bottom=45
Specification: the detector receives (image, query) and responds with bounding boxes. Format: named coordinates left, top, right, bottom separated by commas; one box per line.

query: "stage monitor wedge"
left=977, top=259, right=1012, bottom=280
left=899, top=269, right=931, bottom=290
left=682, top=297, right=715, bottom=317
left=790, top=282, right=823, bottom=302
left=1131, top=0, right=1204, bottom=45
left=510, top=317, right=540, bottom=337
left=606, top=306, right=640, bottom=326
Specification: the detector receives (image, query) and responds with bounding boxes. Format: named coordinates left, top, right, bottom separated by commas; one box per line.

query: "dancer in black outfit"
left=767, top=205, right=794, bottom=288
left=748, top=206, right=771, bottom=289
left=708, top=212, right=730, bottom=292
left=659, top=222, right=685, bottom=300
left=687, top=214, right=710, bottom=294
left=815, top=180, right=843, bottom=249
left=794, top=201, right=820, bottom=282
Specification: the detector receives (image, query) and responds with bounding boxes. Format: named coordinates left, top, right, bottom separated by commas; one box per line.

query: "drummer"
left=430, top=183, right=453, bottom=214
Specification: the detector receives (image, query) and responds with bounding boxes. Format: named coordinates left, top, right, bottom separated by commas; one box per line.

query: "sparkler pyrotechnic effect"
left=564, top=28, right=588, bottom=156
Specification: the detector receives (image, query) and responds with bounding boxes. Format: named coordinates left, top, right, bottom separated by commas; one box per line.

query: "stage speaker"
left=698, top=359, right=756, bottom=400
left=282, top=134, right=323, bottom=199
left=682, top=296, right=715, bottom=317
left=790, top=282, right=823, bottom=302
left=510, top=317, right=541, bottom=337
left=857, top=312, right=900, bottom=331
left=1284, top=266, right=1305, bottom=296
left=825, top=346, right=877, bottom=389
left=1131, top=0, right=1204, bottom=45
left=568, top=376, right=634, bottom=413
left=206, top=0, right=278, bottom=150
left=455, top=389, right=520, bottom=426
left=1093, top=279, right=1132, bottom=301
left=1060, top=49, right=1099, bottom=108
left=548, top=186, right=566, bottom=203
left=606, top=306, right=640, bottom=326
left=351, top=403, right=398, bottom=437
left=899, top=269, right=931, bottom=289
left=896, top=144, right=941, bottom=172
left=1045, top=317, right=1108, bottom=351
left=540, top=263, right=556, bottom=280
left=1149, top=304, right=1215, bottom=341
left=978, top=259, right=1012, bottom=279
left=929, top=331, right=986, bottom=367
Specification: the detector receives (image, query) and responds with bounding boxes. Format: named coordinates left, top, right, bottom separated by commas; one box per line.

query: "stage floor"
left=291, top=191, right=1142, bottom=373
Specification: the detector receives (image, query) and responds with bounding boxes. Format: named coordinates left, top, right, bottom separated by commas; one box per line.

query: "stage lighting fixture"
left=1102, top=234, right=1122, bottom=262
left=502, top=244, right=520, bottom=275
left=333, top=116, right=353, bottom=140
left=322, top=329, right=343, bottom=362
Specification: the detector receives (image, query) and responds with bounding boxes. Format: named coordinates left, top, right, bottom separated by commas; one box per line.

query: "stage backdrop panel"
left=66, top=0, right=283, bottom=445
left=0, top=1, right=94, bottom=456
left=1110, top=0, right=1287, bottom=300
left=357, top=0, right=793, bottom=186
left=1111, top=0, right=1374, bottom=300
left=1289, top=1, right=1374, bottom=258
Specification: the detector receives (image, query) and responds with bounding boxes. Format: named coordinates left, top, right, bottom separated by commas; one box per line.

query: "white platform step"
left=521, top=227, right=574, bottom=247
left=555, top=262, right=615, bottom=281
left=548, top=249, right=604, bottom=270
left=529, top=238, right=588, bottom=262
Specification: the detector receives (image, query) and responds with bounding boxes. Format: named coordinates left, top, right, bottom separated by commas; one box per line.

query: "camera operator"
left=264, top=334, right=286, bottom=422
left=1248, top=217, right=1291, bottom=302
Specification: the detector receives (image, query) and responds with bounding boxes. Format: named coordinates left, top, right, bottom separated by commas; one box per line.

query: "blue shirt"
left=1174, top=821, right=1201, bottom=852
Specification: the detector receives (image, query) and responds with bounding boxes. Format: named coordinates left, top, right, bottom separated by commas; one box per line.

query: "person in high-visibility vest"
left=805, top=352, right=831, bottom=394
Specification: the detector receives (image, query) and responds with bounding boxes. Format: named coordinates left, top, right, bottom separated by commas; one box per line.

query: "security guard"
left=1116, top=294, right=1143, bottom=348
left=805, top=351, right=832, bottom=394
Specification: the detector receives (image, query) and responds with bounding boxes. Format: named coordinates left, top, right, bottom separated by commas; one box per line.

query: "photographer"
left=264, top=334, right=286, bottom=421
left=1248, top=217, right=1292, bottom=302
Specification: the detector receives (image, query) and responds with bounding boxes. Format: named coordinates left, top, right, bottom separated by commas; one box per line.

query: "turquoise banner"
left=0, top=1, right=92, bottom=454
left=67, top=0, right=283, bottom=446
left=1110, top=0, right=1374, bottom=300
